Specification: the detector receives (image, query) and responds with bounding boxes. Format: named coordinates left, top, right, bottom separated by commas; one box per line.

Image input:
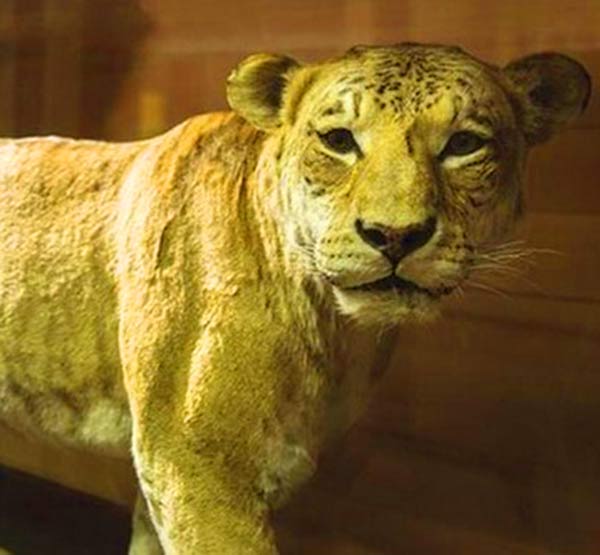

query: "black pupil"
left=322, top=129, right=356, bottom=153
left=445, top=131, right=485, bottom=156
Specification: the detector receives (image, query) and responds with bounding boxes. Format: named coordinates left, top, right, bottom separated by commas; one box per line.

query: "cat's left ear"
left=504, top=53, right=591, bottom=144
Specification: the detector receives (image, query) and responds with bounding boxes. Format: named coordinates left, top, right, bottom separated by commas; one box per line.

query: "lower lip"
left=350, top=275, right=431, bottom=295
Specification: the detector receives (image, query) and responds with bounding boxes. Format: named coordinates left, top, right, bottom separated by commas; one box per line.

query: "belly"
left=0, top=259, right=131, bottom=456
left=1, top=382, right=132, bottom=457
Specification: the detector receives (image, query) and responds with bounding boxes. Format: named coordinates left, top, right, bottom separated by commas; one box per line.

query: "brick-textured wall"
left=1, top=1, right=599, bottom=554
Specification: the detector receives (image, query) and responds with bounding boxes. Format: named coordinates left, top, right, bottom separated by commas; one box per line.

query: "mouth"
left=348, top=274, right=452, bottom=298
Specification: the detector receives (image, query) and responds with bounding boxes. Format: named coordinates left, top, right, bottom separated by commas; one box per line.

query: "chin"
left=332, top=287, right=441, bottom=328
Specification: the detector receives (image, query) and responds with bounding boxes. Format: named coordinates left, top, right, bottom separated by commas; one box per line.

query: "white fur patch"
left=333, top=287, right=440, bottom=327
left=78, top=399, right=132, bottom=455
left=258, top=442, right=316, bottom=508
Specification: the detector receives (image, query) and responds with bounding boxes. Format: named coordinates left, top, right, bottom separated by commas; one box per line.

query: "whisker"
left=472, top=256, right=548, bottom=289
left=471, top=240, right=564, bottom=292
left=465, top=280, right=514, bottom=300
left=453, top=285, right=465, bottom=299
left=479, top=245, right=563, bottom=259
left=474, top=262, right=529, bottom=274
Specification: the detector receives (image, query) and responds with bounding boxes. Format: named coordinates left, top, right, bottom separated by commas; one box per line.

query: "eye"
left=318, top=128, right=359, bottom=154
left=441, top=131, right=488, bottom=158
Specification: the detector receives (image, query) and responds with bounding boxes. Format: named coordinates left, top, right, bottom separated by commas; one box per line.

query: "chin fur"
left=332, top=287, right=441, bottom=327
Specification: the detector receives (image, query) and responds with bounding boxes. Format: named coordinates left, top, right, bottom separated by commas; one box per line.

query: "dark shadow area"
left=0, top=466, right=130, bottom=555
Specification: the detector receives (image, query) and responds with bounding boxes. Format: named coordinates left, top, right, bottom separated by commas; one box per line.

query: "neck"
left=249, top=135, right=305, bottom=285
left=248, top=133, right=338, bottom=350
left=247, top=132, right=398, bottom=441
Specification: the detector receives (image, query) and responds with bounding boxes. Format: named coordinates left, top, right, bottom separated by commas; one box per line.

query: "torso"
left=0, top=136, right=144, bottom=455
left=0, top=114, right=391, bottom=474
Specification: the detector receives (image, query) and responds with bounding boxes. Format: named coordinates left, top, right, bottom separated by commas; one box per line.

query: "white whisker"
left=466, top=237, right=562, bottom=297
left=465, top=280, right=513, bottom=299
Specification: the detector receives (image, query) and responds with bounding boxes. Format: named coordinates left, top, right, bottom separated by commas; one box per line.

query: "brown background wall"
left=1, top=1, right=599, bottom=554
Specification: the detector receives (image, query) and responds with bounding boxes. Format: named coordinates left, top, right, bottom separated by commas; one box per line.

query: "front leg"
left=120, top=321, right=307, bottom=554
left=130, top=413, right=279, bottom=555
left=117, top=232, right=325, bottom=554
left=129, top=492, right=164, bottom=555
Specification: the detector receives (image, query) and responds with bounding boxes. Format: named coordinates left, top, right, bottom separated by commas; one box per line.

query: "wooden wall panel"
left=0, top=1, right=599, bottom=554
left=0, top=1, right=16, bottom=136
left=527, top=129, right=600, bottom=214
left=41, top=0, right=83, bottom=135
left=12, top=0, right=45, bottom=136
left=517, top=214, right=600, bottom=300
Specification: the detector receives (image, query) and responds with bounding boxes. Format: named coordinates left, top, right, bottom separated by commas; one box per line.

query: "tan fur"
left=0, top=44, right=589, bottom=554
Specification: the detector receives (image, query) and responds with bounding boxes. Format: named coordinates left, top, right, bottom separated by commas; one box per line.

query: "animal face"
left=227, top=44, right=590, bottom=324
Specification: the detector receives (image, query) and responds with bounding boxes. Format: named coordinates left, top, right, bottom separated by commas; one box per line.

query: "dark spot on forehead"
left=466, top=111, right=495, bottom=128
left=321, top=100, right=344, bottom=117
left=352, top=92, right=362, bottom=118
left=455, top=77, right=471, bottom=89
left=351, top=48, right=468, bottom=115
left=405, top=131, right=414, bottom=155
left=425, top=80, right=438, bottom=92
left=346, top=75, right=366, bottom=85
left=329, top=44, right=502, bottom=120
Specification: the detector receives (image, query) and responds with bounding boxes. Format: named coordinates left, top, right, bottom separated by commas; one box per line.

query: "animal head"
left=227, top=44, right=590, bottom=325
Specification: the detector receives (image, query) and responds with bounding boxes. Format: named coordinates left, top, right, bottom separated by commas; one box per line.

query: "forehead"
left=308, top=45, right=508, bottom=119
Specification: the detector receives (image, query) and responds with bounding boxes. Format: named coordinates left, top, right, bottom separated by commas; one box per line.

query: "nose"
left=355, top=216, right=437, bottom=265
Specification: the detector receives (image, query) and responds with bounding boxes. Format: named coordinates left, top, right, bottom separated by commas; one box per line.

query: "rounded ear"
left=226, top=53, right=300, bottom=130
left=504, top=53, right=591, bottom=145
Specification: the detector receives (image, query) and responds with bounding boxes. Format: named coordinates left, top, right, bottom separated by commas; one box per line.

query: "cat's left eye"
left=440, top=131, right=488, bottom=158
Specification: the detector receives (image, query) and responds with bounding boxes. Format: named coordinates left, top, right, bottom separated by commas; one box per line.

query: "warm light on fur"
left=0, top=44, right=590, bottom=554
